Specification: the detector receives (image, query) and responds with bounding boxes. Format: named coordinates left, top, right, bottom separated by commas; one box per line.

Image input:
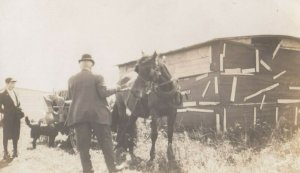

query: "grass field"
left=0, top=119, right=300, bottom=173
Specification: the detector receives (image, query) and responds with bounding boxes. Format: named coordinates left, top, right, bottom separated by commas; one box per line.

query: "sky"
left=0, top=0, right=300, bottom=91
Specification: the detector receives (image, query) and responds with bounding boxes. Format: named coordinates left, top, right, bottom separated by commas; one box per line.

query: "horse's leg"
left=32, top=138, right=37, bottom=149
left=114, top=102, right=128, bottom=164
left=116, top=110, right=138, bottom=163
left=115, top=101, right=127, bottom=149
left=150, top=113, right=158, bottom=161
left=167, top=111, right=176, bottom=161
left=128, top=115, right=138, bottom=160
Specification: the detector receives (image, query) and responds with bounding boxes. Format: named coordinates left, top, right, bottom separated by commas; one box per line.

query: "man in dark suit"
left=67, top=54, right=121, bottom=173
left=0, top=78, right=22, bottom=160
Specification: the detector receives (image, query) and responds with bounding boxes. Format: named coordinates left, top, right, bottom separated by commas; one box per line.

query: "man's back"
left=67, top=70, right=111, bottom=126
left=67, top=54, right=121, bottom=173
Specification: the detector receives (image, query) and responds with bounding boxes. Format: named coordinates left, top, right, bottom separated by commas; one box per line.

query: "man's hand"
left=52, top=111, right=58, bottom=115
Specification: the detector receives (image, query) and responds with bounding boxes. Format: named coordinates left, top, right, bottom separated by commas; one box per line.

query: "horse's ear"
left=152, top=51, right=158, bottom=65
left=152, top=51, right=157, bottom=58
left=134, top=65, right=139, bottom=73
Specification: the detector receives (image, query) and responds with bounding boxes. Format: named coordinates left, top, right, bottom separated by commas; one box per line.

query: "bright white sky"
left=0, top=0, right=299, bottom=91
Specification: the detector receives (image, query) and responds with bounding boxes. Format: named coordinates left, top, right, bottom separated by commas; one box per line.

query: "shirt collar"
left=82, top=69, right=91, bottom=72
left=6, top=88, right=14, bottom=92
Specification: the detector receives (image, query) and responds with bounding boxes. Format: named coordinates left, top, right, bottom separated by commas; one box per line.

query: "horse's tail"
left=25, top=117, right=33, bottom=128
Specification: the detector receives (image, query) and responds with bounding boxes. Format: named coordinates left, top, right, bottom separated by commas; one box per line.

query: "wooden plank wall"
left=165, top=46, right=212, bottom=79
left=177, top=39, right=300, bottom=132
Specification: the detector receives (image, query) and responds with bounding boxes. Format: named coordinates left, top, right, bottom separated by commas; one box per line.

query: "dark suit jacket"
left=0, top=89, right=21, bottom=139
left=67, top=70, right=116, bottom=127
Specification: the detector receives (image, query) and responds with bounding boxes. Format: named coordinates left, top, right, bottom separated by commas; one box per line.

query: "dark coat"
left=0, top=90, right=21, bottom=140
left=67, top=70, right=116, bottom=127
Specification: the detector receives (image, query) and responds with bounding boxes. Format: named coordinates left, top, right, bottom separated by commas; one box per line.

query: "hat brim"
left=10, top=79, right=17, bottom=82
left=78, top=59, right=95, bottom=65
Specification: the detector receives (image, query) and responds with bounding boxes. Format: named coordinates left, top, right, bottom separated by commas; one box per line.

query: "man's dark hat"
left=78, top=54, right=95, bottom=65
left=5, top=77, right=17, bottom=84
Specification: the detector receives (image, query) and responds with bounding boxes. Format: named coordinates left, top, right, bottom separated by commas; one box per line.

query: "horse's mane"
left=137, top=56, right=152, bottom=65
left=158, top=63, right=172, bottom=81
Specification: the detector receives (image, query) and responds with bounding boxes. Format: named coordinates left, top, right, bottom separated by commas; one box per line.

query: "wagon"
left=44, top=92, right=109, bottom=152
left=42, top=94, right=76, bottom=149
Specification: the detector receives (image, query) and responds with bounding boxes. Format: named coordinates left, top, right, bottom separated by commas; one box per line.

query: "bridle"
left=137, top=65, right=178, bottom=95
left=132, top=59, right=179, bottom=99
left=154, top=78, right=177, bottom=88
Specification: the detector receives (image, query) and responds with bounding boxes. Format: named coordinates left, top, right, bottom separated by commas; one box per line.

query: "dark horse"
left=112, top=52, right=182, bottom=162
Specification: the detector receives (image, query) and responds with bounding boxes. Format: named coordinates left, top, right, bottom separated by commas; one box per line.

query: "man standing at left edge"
left=0, top=78, right=22, bottom=160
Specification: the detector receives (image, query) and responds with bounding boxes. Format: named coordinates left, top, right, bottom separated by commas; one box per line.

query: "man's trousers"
left=74, top=122, right=116, bottom=173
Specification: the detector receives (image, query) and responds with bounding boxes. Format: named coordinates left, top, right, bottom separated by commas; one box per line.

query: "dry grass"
left=0, top=119, right=300, bottom=173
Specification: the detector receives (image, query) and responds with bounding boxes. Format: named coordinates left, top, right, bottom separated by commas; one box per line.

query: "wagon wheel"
left=69, top=128, right=78, bottom=154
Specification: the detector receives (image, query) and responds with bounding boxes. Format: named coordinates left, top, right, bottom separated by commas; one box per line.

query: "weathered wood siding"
left=117, top=36, right=300, bottom=131
left=281, top=38, right=300, bottom=50
left=165, top=46, right=212, bottom=78
left=118, top=61, right=136, bottom=77
left=118, top=46, right=212, bottom=79
left=177, top=37, right=300, bottom=131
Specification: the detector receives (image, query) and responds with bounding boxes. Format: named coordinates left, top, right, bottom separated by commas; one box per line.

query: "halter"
left=134, top=58, right=179, bottom=99
left=136, top=64, right=178, bottom=93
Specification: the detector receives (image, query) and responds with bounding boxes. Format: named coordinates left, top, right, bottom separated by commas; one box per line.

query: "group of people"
left=0, top=54, right=124, bottom=173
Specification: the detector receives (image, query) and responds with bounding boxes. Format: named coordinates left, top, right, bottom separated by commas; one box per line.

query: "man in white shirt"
left=0, top=78, right=22, bottom=160
left=7, top=86, right=18, bottom=106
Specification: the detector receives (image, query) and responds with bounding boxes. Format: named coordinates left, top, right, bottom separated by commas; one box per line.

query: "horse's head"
left=134, top=52, right=161, bottom=82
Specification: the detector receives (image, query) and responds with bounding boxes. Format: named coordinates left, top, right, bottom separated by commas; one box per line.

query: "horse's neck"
left=131, top=75, right=149, bottom=92
left=157, top=64, right=174, bottom=91
left=159, top=63, right=172, bottom=79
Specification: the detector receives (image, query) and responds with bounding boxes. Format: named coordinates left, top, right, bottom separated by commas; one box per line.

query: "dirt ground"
left=0, top=123, right=88, bottom=173
left=0, top=121, right=180, bottom=173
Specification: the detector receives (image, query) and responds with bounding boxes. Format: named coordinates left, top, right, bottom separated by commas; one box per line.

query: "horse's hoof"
left=130, top=155, right=142, bottom=165
left=150, top=148, right=155, bottom=161
left=168, top=160, right=180, bottom=171
left=167, top=155, right=175, bottom=161
left=130, top=154, right=137, bottom=161
left=167, top=146, right=175, bottom=161
left=147, top=159, right=154, bottom=167
left=115, top=147, right=126, bottom=164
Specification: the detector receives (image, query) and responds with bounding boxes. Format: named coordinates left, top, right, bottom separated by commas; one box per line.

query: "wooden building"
left=117, top=35, right=300, bottom=132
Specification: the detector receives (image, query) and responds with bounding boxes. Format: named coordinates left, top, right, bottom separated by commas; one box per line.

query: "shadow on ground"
left=0, top=158, right=14, bottom=170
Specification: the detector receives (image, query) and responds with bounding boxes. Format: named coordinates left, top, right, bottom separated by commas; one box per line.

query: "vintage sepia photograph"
left=0, top=0, right=300, bottom=173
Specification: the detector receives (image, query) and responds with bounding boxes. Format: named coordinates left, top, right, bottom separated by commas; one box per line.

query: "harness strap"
left=155, top=78, right=177, bottom=88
